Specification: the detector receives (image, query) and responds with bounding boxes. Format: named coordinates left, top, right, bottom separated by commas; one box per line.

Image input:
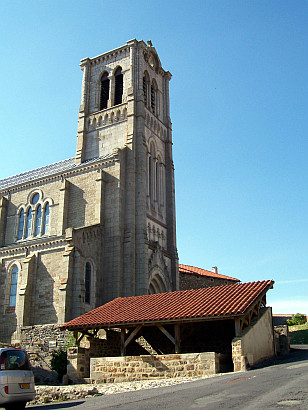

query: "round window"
left=31, top=193, right=39, bottom=205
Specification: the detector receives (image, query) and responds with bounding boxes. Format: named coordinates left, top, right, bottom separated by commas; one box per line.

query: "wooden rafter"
left=74, top=328, right=99, bottom=346
left=157, top=324, right=175, bottom=345
left=156, top=324, right=181, bottom=353
left=235, top=295, right=267, bottom=336
left=120, top=325, right=142, bottom=356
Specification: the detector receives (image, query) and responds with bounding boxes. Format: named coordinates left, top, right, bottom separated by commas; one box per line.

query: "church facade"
left=0, top=39, right=178, bottom=343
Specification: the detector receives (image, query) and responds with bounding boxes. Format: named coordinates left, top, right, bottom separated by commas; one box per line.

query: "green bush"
left=287, top=313, right=307, bottom=326
left=50, top=349, right=67, bottom=382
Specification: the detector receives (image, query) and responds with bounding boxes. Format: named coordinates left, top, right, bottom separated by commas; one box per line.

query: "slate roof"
left=61, top=280, right=274, bottom=330
left=0, top=155, right=113, bottom=191
left=179, top=264, right=239, bottom=282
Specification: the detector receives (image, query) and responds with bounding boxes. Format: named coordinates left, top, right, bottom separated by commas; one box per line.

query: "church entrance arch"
left=148, top=269, right=170, bottom=294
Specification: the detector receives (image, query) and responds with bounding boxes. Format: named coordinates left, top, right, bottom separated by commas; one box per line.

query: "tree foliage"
left=287, top=313, right=307, bottom=326
left=50, top=348, right=67, bottom=382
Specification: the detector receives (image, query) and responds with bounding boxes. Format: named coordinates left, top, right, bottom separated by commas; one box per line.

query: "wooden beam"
left=235, top=318, right=241, bottom=337
left=174, top=324, right=181, bottom=354
left=124, top=325, right=142, bottom=348
left=121, top=328, right=126, bottom=356
left=157, top=324, right=175, bottom=345
left=77, top=332, right=86, bottom=345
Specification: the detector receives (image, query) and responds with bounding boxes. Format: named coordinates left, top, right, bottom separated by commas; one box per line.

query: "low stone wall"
left=274, top=325, right=290, bottom=354
left=89, top=352, right=221, bottom=383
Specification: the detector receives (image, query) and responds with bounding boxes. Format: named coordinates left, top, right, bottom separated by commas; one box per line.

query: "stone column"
left=0, top=197, right=8, bottom=246
left=15, top=254, right=35, bottom=334
left=59, top=179, right=70, bottom=234
left=75, top=58, right=90, bottom=164
left=95, top=170, right=105, bottom=224
left=59, top=242, right=75, bottom=323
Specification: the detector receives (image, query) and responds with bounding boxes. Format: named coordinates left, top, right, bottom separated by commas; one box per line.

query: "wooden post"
left=235, top=318, right=241, bottom=337
left=174, top=324, right=181, bottom=354
left=121, top=328, right=126, bottom=356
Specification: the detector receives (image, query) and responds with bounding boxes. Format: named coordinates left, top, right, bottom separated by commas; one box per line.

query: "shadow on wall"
left=67, top=184, right=87, bottom=228
left=0, top=313, right=17, bottom=345
left=33, top=260, right=58, bottom=325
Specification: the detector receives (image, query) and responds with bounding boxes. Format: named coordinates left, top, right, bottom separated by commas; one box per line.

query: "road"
left=29, top=346, right=308, bottom=409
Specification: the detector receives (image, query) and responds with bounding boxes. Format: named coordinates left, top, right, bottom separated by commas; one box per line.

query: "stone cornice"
left=85, top=44, right=130, bottom=67
left=0, top=155, right=117, bottom=195
left=0, top=235, right=66, bottom=257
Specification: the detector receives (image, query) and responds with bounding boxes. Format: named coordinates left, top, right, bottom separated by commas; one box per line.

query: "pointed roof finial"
left=147, top=40, right=153, bottom=47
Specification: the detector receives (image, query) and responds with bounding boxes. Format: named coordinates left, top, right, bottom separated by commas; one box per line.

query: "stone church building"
left=0, top=39, right=179, bottom=343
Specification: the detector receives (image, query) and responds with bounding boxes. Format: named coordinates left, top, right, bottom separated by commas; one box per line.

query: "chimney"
left=212, top=266, right=218, bottom=274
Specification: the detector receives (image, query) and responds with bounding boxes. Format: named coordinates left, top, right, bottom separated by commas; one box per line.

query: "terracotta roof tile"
left=61, top=280, right=274, bottom=330
left=179, top=264, right=240, bottom=282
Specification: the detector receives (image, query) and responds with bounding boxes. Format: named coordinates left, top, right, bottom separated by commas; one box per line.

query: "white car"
left=0, top=348, right=35, bottom=410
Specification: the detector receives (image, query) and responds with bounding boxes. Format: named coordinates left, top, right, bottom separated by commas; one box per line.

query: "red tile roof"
left=61, top=280, right=274, bottom=330
left=179, top=264, right=240, bottom=282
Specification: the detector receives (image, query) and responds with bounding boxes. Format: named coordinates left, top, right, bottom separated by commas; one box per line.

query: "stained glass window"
left=85, top=262, right=91, bottom=304
left=34, top=205, right=42, bottom=236
left=9, top=266, right=18, bottom=307
left=17, top=209, right=24, bottom=240
left=25, top=207, right=32, bottom=237
left=42, top=203, right=49, bottom=234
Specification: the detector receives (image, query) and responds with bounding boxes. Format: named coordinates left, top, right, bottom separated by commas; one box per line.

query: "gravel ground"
left=28, top=375, right=219, bottom=405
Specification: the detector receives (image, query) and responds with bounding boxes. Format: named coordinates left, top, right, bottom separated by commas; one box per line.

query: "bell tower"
left=75, top=39, right=178, bottom=297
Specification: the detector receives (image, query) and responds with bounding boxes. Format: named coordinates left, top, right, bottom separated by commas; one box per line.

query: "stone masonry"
left=0, top=39, right=178, bottom=344
left=88, top=353, right=221, bottom=383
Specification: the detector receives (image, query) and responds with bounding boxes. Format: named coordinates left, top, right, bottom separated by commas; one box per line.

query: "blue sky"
left=0, top=0, right=307, bottom=313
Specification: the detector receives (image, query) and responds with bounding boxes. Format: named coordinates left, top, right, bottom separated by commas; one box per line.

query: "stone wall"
left=179, top=272, right=237, bottom=291
left=89, top=352, right=221, bottom=383
left=232, top=307, right=275, bottom=371
left=20, top=324, right=70, bottom=384
left=274, top=325, right=290, bottom=354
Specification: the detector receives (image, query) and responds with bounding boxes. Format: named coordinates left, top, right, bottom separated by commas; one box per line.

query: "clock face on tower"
left=148, top=53, right=156, bottom=69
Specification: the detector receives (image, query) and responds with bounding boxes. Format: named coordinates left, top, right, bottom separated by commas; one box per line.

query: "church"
left=0, top=40, right=239, bottom=345
left=1, top=41, right=278, bottom=378
left=0, top=39, right=179, bottom=343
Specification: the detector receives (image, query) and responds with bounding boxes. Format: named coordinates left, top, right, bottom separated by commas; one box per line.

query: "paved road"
left=29, top=346, right=308, bottom=409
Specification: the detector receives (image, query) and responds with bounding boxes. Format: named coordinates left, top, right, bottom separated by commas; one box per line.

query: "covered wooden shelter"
left=61, top=280, right=274, bottom=358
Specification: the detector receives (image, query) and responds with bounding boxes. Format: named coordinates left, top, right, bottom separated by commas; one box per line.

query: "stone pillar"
left=75, top=58, right=90, bottom=164
left=0, top=197, right=8, bottom=246
left=95, top=170, right=105, bottom=224
left=59, top=179, right=70, bottom=234
left=15, top=254, right=36, bottom=337
left=59, top=241, right=75, bottom=323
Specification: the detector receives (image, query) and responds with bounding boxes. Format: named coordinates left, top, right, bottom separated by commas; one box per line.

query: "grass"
left=288, top=322, right=308, bottom=344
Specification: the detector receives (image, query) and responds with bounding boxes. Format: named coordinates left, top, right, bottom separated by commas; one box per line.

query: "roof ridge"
left=0, top=157, right=75, bottom=182
left=179, top=264, right=239, bottom=282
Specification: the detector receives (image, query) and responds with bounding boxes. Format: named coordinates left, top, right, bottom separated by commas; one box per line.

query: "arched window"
left=31, top=193, right=39, bottom=205
left=148, top=154, right=152, bottom=200
left=156, top=157, right=160, bottom=203
left=100, top=72, right=109, bottom=110
left=25, top=207, right=32, bottom=238
left=148, top=143, right=157, bottom=204
left=17, top=209, right=24, bottom=240
left=143, top=71, right=149, bottom=107
left=114, top=67, right=123, bottom=106
left=42, top=202, right=50, bottom=235
left=34, top=205, right=42, bottom=236
left=9, top=265, right=18, bottom=307
left=85, top=262, right=91, bottom=304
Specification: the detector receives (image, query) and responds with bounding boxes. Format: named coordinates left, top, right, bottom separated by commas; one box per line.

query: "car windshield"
left=0, top=350, right=30, bottom=371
